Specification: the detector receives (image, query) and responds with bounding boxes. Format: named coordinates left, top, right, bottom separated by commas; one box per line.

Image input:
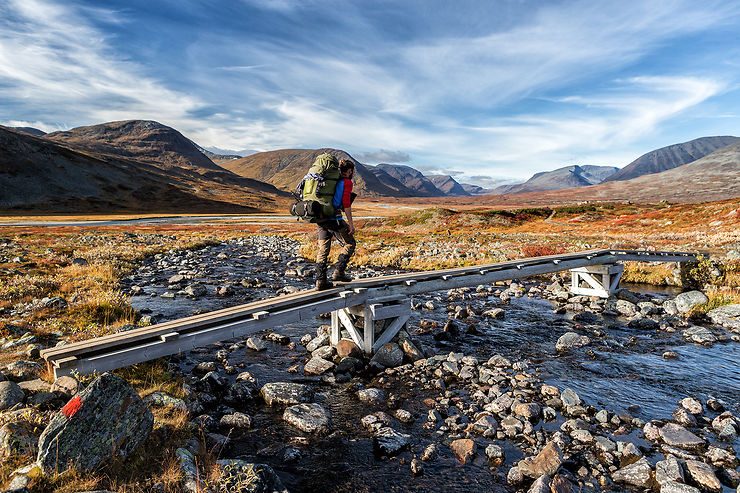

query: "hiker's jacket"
left=328, top=177, right=353, bottom=220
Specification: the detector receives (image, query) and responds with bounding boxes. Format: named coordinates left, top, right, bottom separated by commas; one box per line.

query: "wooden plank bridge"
left=41, top=249, right=698, bottom=378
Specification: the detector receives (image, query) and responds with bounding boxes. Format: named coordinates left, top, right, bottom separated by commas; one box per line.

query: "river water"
left=122, top=238, right=740, bottom=492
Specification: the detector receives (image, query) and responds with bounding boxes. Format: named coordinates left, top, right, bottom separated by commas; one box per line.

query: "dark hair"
left=339, top=159, right=355, bottom=173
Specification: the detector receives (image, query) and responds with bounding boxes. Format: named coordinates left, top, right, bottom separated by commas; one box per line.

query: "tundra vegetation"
left=0, top=197, right=739, bottom=490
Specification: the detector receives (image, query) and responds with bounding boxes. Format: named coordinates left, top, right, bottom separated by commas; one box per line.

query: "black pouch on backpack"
left=290, top=200, right=322, bottom=221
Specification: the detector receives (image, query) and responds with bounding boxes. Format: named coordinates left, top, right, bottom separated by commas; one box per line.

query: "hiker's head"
left=339, top=159, right=355, bottom=177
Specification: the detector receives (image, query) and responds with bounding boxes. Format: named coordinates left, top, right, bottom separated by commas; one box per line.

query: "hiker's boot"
left=331, top=254, right=353, bottom=282
left=315, top=262, right=333, bottom=290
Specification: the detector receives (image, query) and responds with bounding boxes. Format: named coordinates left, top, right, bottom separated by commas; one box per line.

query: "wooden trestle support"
left=331, top=294, right=411, bottom=354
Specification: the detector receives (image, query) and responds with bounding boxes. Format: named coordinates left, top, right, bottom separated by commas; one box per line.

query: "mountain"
left=45, top=120, right=223, bottom=172
left=367, top=166, right=418, bottom=196
left=374, top=164, right=444, bottom=197
left=604, top=136, right=740, bottom=182
left=426, top=175, right=470, bottom=196
left=0, top=125, right=287, bottom=213
left=471, top=142, right=740, bottom=205
left=494, top=165, right=618, bottom=194
left=461, top=184, right=494, bottom=195
left=191, top=142, right=242, bottom=164
left=219, top=148, right=420, bottom=197
left=13, top=126, right=46, bottom=137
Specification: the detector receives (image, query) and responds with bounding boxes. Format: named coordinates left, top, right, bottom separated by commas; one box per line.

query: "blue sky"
left=1, top=0, right=739, bottom=185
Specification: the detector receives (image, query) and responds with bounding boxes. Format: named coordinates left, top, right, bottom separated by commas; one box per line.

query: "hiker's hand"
left=348, top=224, right=355, bottom=235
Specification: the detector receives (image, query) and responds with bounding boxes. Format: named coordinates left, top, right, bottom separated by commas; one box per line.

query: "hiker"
left=315, top=158, right=357, bottom=290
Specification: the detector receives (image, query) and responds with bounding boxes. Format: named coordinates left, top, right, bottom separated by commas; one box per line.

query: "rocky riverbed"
left=2, top=236, right=739, bottom=492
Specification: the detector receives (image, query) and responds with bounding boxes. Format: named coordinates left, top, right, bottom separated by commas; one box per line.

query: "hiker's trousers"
left=316, top=219, right=356, bottom=264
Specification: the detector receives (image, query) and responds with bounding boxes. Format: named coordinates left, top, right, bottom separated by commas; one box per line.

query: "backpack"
left=289, top=153, right=340, bottom=222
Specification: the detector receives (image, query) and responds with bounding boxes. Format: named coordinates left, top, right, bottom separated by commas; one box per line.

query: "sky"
left=1, top=0, right=739, bottom=185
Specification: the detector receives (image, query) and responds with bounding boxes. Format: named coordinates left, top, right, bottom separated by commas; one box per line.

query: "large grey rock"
left=303, top=357, right=335, bottom=375
left=612, top=457, right=653, bottom=487
left=283, top=403, right=330, bottom=433
left=656, top=457, right=684, bottom=485
left=527, top=474, right=551, bottom=493
left=260, top=382, right=312, bottom=406
left=370, top=343, right=404, bottom=368
left=184, top=283, right=207, bottom=297
left=373, top=427, right=410, bottom=455
left=305, top=333, right=330, bottom=353
left=560, top=388, right=582, bottom=408
left=0, top=381, right=24, bottom=410
left=555, top=332, right=590, bottom=352
left=707, top=304, right=740, bottom=331
left=615, top=300, right=639, bottom=317
left=661, top=481, right=701, bottom=493
left=36, top=373, right=153, bottom=473
left=682, top=326, right=717, bottom=345
left=674, top=291, right=709, bottom=313
left=660, top=423, right=705, bottom=450
left=357, top=388, right=386, bottom=406
left=215, top=460, right=289, bottom=493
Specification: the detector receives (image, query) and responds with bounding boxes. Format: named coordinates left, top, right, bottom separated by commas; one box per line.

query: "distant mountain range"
left=493, top=165, right=619, bottom=194
left=2, top=119, right=738, bottom=211
left=603, top=136, right=740, bottom=182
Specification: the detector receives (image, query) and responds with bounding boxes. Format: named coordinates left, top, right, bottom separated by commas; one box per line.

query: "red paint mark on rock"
left=62, top=396, right=82, bottom=418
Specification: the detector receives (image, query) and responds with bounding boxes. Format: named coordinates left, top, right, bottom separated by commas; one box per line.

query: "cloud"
left=0, top=0, right=736, bottom=183
left=353, top=149, right=411, bottom=164
left=0, top=0, right=203, bottom=128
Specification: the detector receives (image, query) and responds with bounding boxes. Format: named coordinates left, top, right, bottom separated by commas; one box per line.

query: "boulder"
left=706, top=304, right=740, bottom=331
left=555, top=332, right=590, bottom=352
left=685, top=460, right=722, bottom=492
left=36, top=373, right=153, bottom=473
left=370, top=343, right=404, bottom=368
left=661, top=481, right=701, bottom=493
left=220, top=412, right=252, bottom=429
left=0, top=422, right=37, bottom=459
left=674, top=291, right=709, bottom=313
left=245, top=337, right=267, bottom=351
left=612, top=457, right=653, bottom=488
left=357, top=388, right=386, bottom=406
left=615, top=300, right=639, bottom=317
left=518, top=442, right=563, bottom=478
left=335, top=339, right=361, bottom=358
left=0, top=381, right=24, bottom=410
left=215, top=460, right=289, bottom=493
left=283, top=403, right=330, bottom=433
left=449, top=438, right=476, bottom=464
left=527, top=475, right=551, bottom=493
left=260, top=382, right=312, bottom=406
left=560, top=388, right=582, bottom=408
left=373, top=427, right=410, bottom=455
left=660, top=423, right=705, bottom=450
left=682, top=326, right=717, bottom=345
left=656, top=457, right=684, bottom=485
left=303, top=357, right=335, bottom=375
left=305, top=334, right=330, bottom=353
left=143, top=391, right=187, bottom=411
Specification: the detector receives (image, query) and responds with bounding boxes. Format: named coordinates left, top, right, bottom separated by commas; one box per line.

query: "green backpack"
left=291, top=153, right=340, bottom=221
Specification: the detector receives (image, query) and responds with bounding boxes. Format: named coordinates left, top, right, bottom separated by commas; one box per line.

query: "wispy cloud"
left=0, top=0, right=737, bottom=181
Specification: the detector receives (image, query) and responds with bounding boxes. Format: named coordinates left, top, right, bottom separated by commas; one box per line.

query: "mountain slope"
left=604, top=136, right=740, bottom=182
left=494, top=165, right=618, bottom=194
left=367, top=166, right=417, bottom=196
left=0, top=126, right=286, bottom=212
left=220, top=148, right=416, bottom=197
left=45, top=120, right=223, bottom=172
left=13, top=127, right=46, bottom=137
left=473, top=142, right=740, bottom=205
left=374, top=164, right=444, bottom=197
left=426, top=175, right=470, bottom=196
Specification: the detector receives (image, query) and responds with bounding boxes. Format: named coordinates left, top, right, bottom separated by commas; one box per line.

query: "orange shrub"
left=521, top=244, right=565, bottom=258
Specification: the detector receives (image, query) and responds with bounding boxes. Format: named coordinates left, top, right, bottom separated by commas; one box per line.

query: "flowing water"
left=123, top=238, right=740, bottom=492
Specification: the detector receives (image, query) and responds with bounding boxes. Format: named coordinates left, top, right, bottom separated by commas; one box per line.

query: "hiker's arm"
left=345, top=207, right=355, bottom=235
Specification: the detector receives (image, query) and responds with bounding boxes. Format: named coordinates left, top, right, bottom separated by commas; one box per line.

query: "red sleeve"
left=341, top=178, right=353, bottom=209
